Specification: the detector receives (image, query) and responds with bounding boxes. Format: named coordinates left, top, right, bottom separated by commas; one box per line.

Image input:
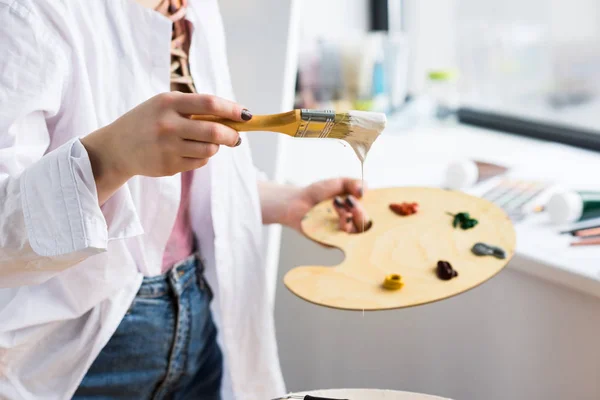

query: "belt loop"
left=170, top=264, right=180, bottom=283
left=194, top=255, right=205, bottom=291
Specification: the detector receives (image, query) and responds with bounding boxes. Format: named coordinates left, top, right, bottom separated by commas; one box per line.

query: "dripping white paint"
left=341, top=110, right=386, bottom=235
left=340, top=110, right=387, bottom=163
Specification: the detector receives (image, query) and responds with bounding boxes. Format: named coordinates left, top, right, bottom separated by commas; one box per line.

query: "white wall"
left=298, top=0, right=369, bottom=41
left=275, top=229, right=600, bottom=399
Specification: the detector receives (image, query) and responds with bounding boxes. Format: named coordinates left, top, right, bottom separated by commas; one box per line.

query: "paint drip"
left=341, top=110, right=386, bottom=235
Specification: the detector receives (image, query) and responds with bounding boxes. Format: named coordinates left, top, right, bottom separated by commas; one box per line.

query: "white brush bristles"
left=344, top=110, right=387, bottom=162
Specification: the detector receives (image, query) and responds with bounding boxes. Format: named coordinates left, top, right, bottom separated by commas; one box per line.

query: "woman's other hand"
left=280, top=178, right=371, bottom=234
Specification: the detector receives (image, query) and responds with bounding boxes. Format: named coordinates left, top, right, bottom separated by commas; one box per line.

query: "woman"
left=0, top=0, right=370, bottom=399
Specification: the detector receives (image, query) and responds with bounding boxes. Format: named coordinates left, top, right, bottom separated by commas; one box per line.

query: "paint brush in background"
left=560, top=217, right=600, bottom=235
left=444, top=159, right=508, bottom=190
left=559, top=217, right=600, bottom=247
left=547, top=191, right=600, bottom=246
left=572, top=227, right=600, bottom=237
left=570, top=237, right=600, bottom=247
left=192, top=109, right=387, bottom=162
left=566, top=222, right=600, bottom=246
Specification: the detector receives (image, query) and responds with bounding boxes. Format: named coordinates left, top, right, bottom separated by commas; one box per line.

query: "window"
left=401, top=0, right=600, bottom=150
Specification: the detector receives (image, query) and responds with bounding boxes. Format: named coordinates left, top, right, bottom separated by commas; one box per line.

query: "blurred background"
left=220, top=1, right=600, bottom=399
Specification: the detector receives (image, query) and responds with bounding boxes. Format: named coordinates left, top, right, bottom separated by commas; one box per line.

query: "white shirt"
left=0, top=1, right=285, bottom=399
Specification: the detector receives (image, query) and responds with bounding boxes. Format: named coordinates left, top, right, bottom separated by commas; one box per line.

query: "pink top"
left=159, top=0, right=196, bottom=271
left=161, top=171, right=195, bottom=270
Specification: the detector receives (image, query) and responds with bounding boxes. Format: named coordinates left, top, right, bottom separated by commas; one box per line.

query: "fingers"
left=333, top=195, right=370, bottom=233
left=177, top=140, right=220, bottom=159
left=342, top=178, right=365, bottom=198
left=310, top=178, right=365, bottom=203
left=338, top=213, right=355, bottom=233
left=171, top=92, right=250, bottom=122
left=178, top=118, right=241, bottom=147
left=333, top=197, right=355, bottom=233
left=345, top=195, right=371, bottom=232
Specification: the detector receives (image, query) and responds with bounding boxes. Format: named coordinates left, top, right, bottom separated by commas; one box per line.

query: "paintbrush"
left=192, top=109, right=387, bottom=162
left=559, top=218, right=600, bottom=235
left=572, top=227, right=600, bottom=237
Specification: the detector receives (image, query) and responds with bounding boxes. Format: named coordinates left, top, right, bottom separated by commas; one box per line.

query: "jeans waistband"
left=137, top=253, right=203, bottom=298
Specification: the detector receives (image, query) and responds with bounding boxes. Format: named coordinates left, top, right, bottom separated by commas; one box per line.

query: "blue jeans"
left=74, top=254, right=223, bottom=400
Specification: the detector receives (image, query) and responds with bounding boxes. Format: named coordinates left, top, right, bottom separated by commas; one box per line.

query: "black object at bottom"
left=457, top=107, right=600, bottom=152
left=276, top=396, right=349, bottom=400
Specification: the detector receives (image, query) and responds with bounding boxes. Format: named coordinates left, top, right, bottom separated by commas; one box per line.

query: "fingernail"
left=241, top=109, right=252, bottom=121
left=358, top=187, right=364, bottom=197
left=333, top=196, right=345, bottom=208
left=346, top=216, right=352, bottom=223
left=345, top=196, right=355, bottom=208
left=235, top=137, right=242, bottom=147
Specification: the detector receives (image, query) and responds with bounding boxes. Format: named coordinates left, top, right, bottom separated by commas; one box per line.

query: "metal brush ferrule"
left=300, top=109, right=335, bottom=122
left=297, top=109, right=336, bottom=138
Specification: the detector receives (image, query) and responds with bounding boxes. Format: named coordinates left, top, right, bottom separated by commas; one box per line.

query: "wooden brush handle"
left=191, top=110, right=300, bottom=136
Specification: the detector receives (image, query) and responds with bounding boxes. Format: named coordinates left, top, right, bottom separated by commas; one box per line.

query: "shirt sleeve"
left=0, top=3, right=143, bottom=288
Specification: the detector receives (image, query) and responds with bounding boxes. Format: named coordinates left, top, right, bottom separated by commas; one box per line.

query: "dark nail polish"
left=241, top=109, right=252, bottom=121
left=333, top=196, right=345, bottom=208
left=346, top=216, right=352, bottom=223
left=358, top=187, right=364, bottom=197
left=235, top=137, right=242, bottom=147
left=345, top=196, right=355, bottom=208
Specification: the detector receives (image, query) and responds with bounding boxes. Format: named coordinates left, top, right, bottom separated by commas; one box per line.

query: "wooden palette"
left=284, top=187, right=516, bottom=311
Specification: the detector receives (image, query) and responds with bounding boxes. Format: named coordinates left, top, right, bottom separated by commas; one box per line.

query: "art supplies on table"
left=546, top=190, right=600, bottom=224
left=443, top=161, right=600, bottom=248
left=294, top=33, right=409, bottom=113
left=444, top=159, right=508, bottom=189
left=559, top=215, right=600, bottom=247
left=475, top=177, right=551, bottom=222
left=444, top=159, right=552, bottom=222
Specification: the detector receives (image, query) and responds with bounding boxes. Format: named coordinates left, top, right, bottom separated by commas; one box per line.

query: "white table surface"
left=280, top=119, right=600, bottom=297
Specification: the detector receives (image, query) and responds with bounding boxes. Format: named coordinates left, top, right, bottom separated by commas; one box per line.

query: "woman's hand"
left=81, top=92, right=251, bottom=205
left=259, top=178, right=371, bottom=234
